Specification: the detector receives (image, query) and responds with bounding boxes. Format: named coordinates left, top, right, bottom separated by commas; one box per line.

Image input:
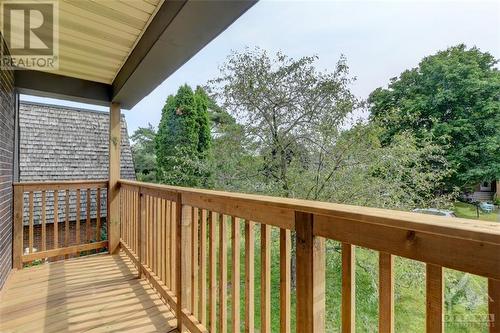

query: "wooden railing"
left=12, top=180, right=109, bottom=267
left=118, top=179, right=500, bottom=333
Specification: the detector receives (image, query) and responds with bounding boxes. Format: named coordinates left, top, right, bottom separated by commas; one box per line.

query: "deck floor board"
left=0, top=252, right=178, bottom=333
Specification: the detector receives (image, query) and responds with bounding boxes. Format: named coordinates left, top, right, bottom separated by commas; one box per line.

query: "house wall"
left=0, top=35, right=15, bottom=289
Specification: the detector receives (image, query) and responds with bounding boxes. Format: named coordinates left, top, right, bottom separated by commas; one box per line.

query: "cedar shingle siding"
left=20, top=102, right=135, bottom=181
left=0, top=35, right=15, bottom=289
left=19, top=102, right=136, bottom=225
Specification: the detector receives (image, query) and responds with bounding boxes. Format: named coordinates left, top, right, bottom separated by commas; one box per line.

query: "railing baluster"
left=153, top=197, right=160, bottom=276
left=175, top=195, right=186, bottom=331
left=123, top=189, right=127, bottom=245
left=280, top=228, right=291, bottom=333
left=64, top=190, right=69, bottom=249
left=182, top=200, right=193, bottom=332
left=342, top=243, right=355, bottom=333
left=209, top=211, right=217, bottom=333
left=96, top=188, right=101, bottom=241
left=261, top=223, right=271, bottom=333
left=426, top=263, right=443, bottom=333
left=219, top=214, right=228, bottom=333
left=138, top=190, right=143, bottom=279
left=379, top=252, right=394, bottom=333
left=146, top=195, right=151, bottom=269
left=41, top=190, right=46, bottom=252
left=76, top=189, right=81, bottom=249
left=130, top=190, right=134, bottom=248
left=199, top=209, right=207, bottom=326
left=192, top=207, right=199, bottom=318
left=53, top=191, right=59, bottom=252
left=136, top=191, right=139, bottom=252
left=159, top=197, right=163, bottom=279
left=120, top=190, right=129, bottom=244
left=232, top=216, right=241, bottom=333
left=86, top=189, right=91, bottom=243
left=490, top=278, right=500, bottom=333
left=131, top=191, right=134, bottom=248
left=245, top=219, right=255, bottom=333
left=28, top=191, right=34, bottom=254
left=149, top=195, right=153, bottom=269
left=170, top=200, right=176, bottom=291
left=161, top=198, right=166, bottom=283
left=165, top=200, right=171, bottom=289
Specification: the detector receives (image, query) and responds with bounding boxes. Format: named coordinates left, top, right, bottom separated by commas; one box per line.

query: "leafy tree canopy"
left=155, top=85, right=212, bottom=187
left=368, top=44, right=500, bottom=189
left=130, top=124, right=157, bottom=182
left=208, top=47, right=452, bottom=209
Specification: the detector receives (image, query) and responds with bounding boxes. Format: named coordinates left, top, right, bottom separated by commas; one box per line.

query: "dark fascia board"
left=112, top=0, right=257, bottom=109
left=15, top=70, right=112, bottom=106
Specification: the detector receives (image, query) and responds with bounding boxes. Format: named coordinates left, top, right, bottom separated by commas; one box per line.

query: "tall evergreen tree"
left=130, top=124, right=157, bottom=182
left=155, top=85, right=212, bottom=187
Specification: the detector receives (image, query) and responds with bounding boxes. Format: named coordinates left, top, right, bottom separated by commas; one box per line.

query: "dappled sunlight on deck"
left=0, top=252, right=178, bottom=333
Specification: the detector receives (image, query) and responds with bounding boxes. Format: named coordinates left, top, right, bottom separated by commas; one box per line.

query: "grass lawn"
left=453, top=201, right=499, bottom=222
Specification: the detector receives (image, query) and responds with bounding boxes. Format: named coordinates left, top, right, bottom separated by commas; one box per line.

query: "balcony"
left=2, top=179, right=499, bottom=333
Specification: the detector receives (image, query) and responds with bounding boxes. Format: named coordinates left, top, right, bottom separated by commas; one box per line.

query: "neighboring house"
left=469, top=180, right=498, bottom=202
left=18, top=102, right=135, bottom=251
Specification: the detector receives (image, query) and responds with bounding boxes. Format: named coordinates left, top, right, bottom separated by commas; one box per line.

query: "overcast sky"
left=23, top=0, right=500, bottom=135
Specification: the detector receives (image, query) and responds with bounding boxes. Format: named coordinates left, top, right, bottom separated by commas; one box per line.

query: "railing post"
left=295, top=211, right=325, bottom=333
left=137, top=188, right=143, bottom=279
left=108, top=102, right=121, bottom=254
left=13, top=185, right=23, bottom=269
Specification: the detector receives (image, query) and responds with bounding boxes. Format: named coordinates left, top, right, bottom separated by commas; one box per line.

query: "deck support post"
left=295, top=211, right=325, bottom=333
left=108, top=102, right=121, bottom=254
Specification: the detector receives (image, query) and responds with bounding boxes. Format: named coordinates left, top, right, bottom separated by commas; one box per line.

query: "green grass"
left=453, top=201, right=499, bottom=222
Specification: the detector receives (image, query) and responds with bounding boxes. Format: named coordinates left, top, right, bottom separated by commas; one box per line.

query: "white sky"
left=23, top=0, right=500, bottom=135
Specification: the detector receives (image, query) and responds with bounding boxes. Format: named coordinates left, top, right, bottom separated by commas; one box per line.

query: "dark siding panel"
left=0, top=34, right=15, bottom=290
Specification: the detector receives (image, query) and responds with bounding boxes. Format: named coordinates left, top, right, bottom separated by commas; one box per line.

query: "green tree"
left=369, top=45, right=500, bottom=189
left=209, top=48, right=452, bottom=209
left=155, top=85, right=212, bottom=187
left=130, top=124, right=157, bottom=182
left=209, top=48, right=359, bottom=197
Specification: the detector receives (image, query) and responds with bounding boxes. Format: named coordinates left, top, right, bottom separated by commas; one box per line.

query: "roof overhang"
left=8, top=0, right=257, bottom=109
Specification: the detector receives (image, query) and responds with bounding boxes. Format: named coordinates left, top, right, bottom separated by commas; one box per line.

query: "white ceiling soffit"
left=5, top=0, right=164, bottom=84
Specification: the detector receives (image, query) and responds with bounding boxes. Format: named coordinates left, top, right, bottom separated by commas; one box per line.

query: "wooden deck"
left=0, top=252, right=178, bottom=333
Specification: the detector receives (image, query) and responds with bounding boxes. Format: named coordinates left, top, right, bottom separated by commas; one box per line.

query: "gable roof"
left=19, top=101, right=135, bottom=182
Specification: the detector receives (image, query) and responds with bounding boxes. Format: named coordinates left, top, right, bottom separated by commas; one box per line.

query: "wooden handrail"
left=13, top=180, right=108, bottom=191
left=115, top=179, right=500, bottom=333
left=119, top=179, right=500, bottom=244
